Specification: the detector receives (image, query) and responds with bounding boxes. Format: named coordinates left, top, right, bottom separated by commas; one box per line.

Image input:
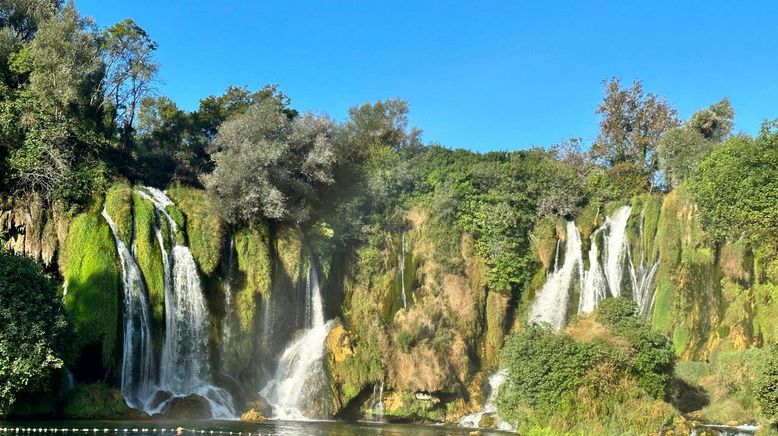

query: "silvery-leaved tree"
left=204, top=97, right=339, bottom=225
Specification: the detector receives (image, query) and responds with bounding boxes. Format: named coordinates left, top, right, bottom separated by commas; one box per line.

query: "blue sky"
left=76, top=1, right=778, bottom=152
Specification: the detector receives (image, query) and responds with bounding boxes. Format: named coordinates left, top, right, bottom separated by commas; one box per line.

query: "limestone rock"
left=240, top=408, right=267, bottom=422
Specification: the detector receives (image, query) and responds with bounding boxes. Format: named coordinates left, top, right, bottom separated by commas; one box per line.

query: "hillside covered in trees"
left=1, top=2, right=778, bottom=435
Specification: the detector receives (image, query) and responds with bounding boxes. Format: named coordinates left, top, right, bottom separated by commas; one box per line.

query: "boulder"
left=158, top=394, right=212, bottom=419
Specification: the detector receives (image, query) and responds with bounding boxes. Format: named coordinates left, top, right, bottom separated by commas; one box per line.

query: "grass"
left=60, top=209, right=122, bottom=369
left=166, top=184, right=224, bottom=276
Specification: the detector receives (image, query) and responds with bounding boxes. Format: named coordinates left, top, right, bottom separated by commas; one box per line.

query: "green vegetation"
left=60, top=209, right=121, bottom=372
left=62, top=383, right=132, bottom=419
left=132, top=193, right=165, bottom=333
left=0, top=251, right=71, bottom=416
left=104, top=182, right=134, bottom=244
left=167, top=185, right=224, bottom=276
left=496, top=299, right=676, bottom=434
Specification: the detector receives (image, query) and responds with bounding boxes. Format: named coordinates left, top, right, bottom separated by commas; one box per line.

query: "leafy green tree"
left=26, top=1, right=101, bottom=120
left=0, top=250, right=71, bottom=416
left=658, top=99, right=734, bottom=188
left=98, top=18, right=158, bottom=141
left=591, top=78, right=679, bottom=189
left=691, top=121, right=778, bottom=252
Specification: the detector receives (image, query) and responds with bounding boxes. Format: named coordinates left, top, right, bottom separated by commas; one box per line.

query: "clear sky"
left=76, top=0, right=778, bottom=152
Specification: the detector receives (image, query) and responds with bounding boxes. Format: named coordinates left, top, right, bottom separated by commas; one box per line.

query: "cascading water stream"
left=260, top=256, right=334, bottom=420
left=529, top=220, right=583, bottom=331
left=579, top=227, right=607, bottom=314
left=458, top=370, right=515, bottom=431
left=628, top=210, right=660, bottom=316
left=101, top=208, right=155, bottom=411
left=136, top=187, right=236, bottom=419
left=602, top=206, right=631, bottom=297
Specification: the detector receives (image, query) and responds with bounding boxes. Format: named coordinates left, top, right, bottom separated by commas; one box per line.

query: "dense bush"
left=0, top=251, right=72, bottom=416
left=497, top=299, right=676, bottom=432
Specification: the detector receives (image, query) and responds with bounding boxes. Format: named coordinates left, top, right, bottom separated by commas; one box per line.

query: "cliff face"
left=4, top=183, right=776, bottom=421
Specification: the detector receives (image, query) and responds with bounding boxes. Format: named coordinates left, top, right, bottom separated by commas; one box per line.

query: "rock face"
left=158, top=394, right=212, bottom=419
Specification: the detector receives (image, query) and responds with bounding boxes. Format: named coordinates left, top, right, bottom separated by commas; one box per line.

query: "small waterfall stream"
left=260, top=257, right=334, bottom=420
left=529, top=220, right=583, bottom=331
left=458, top=370, right=515, bottom=431
left=102, top=208, right=155, bottom=411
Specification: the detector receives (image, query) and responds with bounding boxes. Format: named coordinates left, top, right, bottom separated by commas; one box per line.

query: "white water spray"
left=260, top=260, right=333, bottom=420
left=459, top=370, right=515, bottom=431
left=529, top=220, right=583, bottom=331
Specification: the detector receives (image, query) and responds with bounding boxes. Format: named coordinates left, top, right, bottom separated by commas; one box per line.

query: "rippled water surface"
left=0, top=420, right=508, bottom=436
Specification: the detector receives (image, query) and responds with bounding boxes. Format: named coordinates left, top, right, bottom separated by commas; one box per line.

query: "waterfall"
left=529, top=220, right=583, bottom=331
left=459, top=370, right=515, bottom=431
left=260, top=258, right=334, bottom=420
left=628, top=210, right=660, bottom=316
left=602, top=206, right=631, bottom=297
left=399, top=233, right=407, bottom=310
left=221, top=237, right=236, bottom=364
left=101, top=208, right=155, bottom=411
left=579, top=227, right=607, bottom=314
left=368, top=380, right=385, bottom=421
left=137, top=187, right=236, bottom=419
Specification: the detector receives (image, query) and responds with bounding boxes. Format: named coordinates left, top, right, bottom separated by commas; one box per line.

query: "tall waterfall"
left=529, top=220, right=583, bottom=331
left=260, top=258, right=334, bottom=420
left=628, top=210, right=661, bottom=316
left=102, top=208, right=155, bottom=411
left=602, top=206, right=631, bottom=297
left=136, top=187, right=236, bottom=418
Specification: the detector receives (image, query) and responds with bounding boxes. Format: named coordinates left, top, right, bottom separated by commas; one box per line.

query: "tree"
left=0, top=251, right=71, bottom=416
left=691, top=121, right=778, bottom=252
left=204, top=97, right=340, bottom=224
left=98, top=18, right=158, bottom=141
left=591, top=78, right=679, bottom=189
left=658, top=99, right=734, bottom=188
left=26, top=1, right=102, bottom=120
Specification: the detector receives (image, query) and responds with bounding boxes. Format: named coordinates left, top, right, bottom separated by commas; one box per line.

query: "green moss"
left=132, top=193, right=165, bottom=336
left=166, top=184, right=224, bottom=276
left=652, top=279, right=673, bottom=333
left=276, top=226, right=302, bottom=284
left=234, top=225, right=272, bottom=326
left=103, top=182, right=133, bottom=244
left=63, top=383, right=132, bottom=419
left=61, top=210, right=122, bottom=369
left=672, top=325, right=690, bottom=356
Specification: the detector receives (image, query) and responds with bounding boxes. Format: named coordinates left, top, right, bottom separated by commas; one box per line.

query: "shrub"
left=0, top=251, right=72, bottom=416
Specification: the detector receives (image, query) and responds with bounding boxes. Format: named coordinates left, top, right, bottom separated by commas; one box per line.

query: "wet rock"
left=244, top=396, right=272, bottom=418
left=158, top=394, right=212, bottom=419
left=147, top=390, right=173, bottom=411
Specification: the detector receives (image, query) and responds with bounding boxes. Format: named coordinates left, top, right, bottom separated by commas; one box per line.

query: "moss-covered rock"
left=60, top=208, right=122, bottom=370
left=276, top=226, right=302, bottom=285
left=166, top=185, right=224, bottom=276
left=63, top=383, right=145, bottom=419
left=132, top=193, right=166, bottom=338
left=104, top=182, right=134, bottom=245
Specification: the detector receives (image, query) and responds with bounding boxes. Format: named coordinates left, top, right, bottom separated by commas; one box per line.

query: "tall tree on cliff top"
left=98, top=18, right=158, bottom=143
left=591, top=78, right=679, bottom=191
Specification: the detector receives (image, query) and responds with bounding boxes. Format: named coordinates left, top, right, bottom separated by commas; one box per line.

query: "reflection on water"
left=0, top=420, right=509, bottom=436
